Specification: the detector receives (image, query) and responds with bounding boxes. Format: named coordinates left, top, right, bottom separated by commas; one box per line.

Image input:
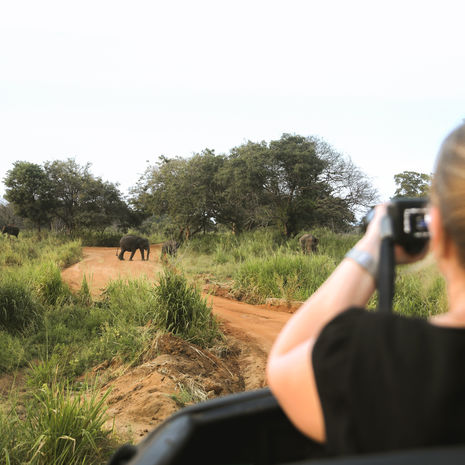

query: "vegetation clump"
left=154, top=268, right=219, bottom=347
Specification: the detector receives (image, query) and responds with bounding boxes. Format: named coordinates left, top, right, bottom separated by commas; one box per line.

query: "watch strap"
left=345, top=248, right=378, bottom=281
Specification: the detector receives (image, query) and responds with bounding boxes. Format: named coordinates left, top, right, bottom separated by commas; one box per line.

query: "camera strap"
left=378, top=216, right=396, bottom=313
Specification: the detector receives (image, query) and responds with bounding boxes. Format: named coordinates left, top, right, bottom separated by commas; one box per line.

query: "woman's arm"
left=266, top=206, right=385, bottom=441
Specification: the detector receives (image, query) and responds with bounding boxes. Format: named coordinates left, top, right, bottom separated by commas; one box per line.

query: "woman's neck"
left=431, top=263, right=465, bottom=327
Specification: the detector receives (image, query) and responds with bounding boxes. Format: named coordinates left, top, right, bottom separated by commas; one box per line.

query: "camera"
left=388, top=198, right=430, bottom=255
left=363, top=198, right=430, bottom=255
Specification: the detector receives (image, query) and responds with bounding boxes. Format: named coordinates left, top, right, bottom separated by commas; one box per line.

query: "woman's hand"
left=358, top=203, right=428, bottom=266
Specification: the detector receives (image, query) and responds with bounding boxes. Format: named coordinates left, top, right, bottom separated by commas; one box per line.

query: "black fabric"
left=312, top=307, right=465, bottom=456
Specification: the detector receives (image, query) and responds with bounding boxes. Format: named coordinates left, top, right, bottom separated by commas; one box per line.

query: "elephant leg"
left=129, top=249, right=136, bottom=261
left=140, top=248, right=145, bottom=261
left=119, top=249, right=125, bottom=260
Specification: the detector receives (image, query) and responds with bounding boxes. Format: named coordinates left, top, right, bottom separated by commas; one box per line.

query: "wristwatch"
left=345, top=248, right=378, bottom=281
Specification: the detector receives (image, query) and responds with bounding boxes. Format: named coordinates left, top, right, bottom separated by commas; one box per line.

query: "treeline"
left=3, top=159, right=143, bottom=233
left=131, top=134, right=378, bottom=238
left=3, top=134, right=379, bottom=237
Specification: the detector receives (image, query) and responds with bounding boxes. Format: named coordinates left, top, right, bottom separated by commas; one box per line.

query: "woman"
left=266, top=122, right=465, bottom=455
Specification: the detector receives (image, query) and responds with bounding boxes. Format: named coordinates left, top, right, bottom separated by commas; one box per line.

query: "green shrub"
left=393, top=263, right=447, bottom=318
left=0, top=330, right=26, bottom=372
left=0, top=400, right=24, bottom=464
left=23, top=382, right=113, bottom=465
left=75, top=230, right=122, bottom=247
left=0, top=273, right=44, bottom=334
left=26, top=354, right=67, bottom=389
left=92, top=321, right=153, bottom=365
left=153, top=269, right=220, bottom=346
left=32, top=262, right=73, bottom=307
left=101, top=278, right=157, bottom=326
left=233, top=253, right=337, bottom=303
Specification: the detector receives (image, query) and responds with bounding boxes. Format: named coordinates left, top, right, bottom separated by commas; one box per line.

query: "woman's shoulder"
left=316, top=306, right=465, bottom=361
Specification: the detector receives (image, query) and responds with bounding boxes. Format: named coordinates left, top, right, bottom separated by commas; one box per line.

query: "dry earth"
left=61, top=244, right=293, bottom=442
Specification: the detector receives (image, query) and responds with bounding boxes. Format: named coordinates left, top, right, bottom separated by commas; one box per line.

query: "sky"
left=1, top=0, right=464, bottom=203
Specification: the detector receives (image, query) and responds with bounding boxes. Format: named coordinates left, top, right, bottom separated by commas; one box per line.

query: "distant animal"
left=2, top=225, right=19, bottom=238
left=161, top=240, right=180, bottom=259
left=299, top=233, right=319, bottom=254
left=117, top=235, right=150, bottom=261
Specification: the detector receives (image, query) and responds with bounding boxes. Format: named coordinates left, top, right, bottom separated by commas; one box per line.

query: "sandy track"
left=61, top=245, right=291, bottom=354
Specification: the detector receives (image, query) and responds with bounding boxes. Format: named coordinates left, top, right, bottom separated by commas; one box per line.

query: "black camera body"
left=388, top=198, right=430, bottom=255
left=363, top=198, right=430, bottom=255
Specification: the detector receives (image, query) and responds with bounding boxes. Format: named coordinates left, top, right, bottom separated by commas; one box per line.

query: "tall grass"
left=184, top=228, right=448, bottom=321
left=0, top=381, right=115, bottom=465
left=393, top=261, right=447, bottom=318
left=153, top=268, right=220, bottom=347
left=233, top=253, right=337, bottom=303
left=0, top=226, right=451, bottom=463
left=0, top=233, right=226, bottom=463
left=0, top=233, right=81, bottom=268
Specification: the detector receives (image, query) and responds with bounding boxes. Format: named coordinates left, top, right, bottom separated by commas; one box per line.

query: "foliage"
left=393, top=170, right=432, bottom=199
left=0, top=330, right=26, bottom=371
left=3, top=161, right=56, bottom=231
left=4, top=159, right=142, bottom=234
left=131, top=133, right=378, bottom=236
left=233, top=253, right=336, bottom=303
left=393, top=262, right=447, bottom=318
left=0, top=272, right=45, bottom=335
left=25, top=382, right=113, bottom=465
left=0, top=201, right=25, bottom=229
left=153, top=268, right=220, bottom=346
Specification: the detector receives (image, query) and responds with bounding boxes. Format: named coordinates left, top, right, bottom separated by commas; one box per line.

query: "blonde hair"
left=431, top=123, right=465, bottom=266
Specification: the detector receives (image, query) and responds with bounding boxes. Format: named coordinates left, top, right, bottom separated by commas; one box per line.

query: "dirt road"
left=62, top=244, right=291, bottom=353
left=61, top=245, right=294, bottom=440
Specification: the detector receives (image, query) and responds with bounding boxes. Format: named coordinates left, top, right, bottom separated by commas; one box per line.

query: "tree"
left=216, top=141, right=272, bottom=233
left=265, top=134, right=328, bottom=236
left=131, top=151, right=225, bottom=239
left=393, top=171, right=432, bottom=198
left=131, top=134, right=379, bottom=236
left=44, top=159, right=128, bottom=232
left=315, top=138, right=379, bottom=218
left=3, top=161, right=55, bottom=231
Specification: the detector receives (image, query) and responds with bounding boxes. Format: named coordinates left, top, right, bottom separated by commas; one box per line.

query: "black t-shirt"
left=312, top=307, right=465, bottom=456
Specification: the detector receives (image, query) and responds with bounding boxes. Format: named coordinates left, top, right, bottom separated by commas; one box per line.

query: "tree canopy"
left=4, top=159, right=137, bottom=232
left=3, top=135, right=380, bottom=237
left=131, top=134, right=379, bottom=237
left=393, top=171, right=432, bottom=199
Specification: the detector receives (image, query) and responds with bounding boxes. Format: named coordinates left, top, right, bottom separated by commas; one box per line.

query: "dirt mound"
left=97, top=331, right=250, bottom=440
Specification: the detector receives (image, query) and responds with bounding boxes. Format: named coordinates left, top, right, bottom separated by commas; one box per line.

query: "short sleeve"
left=312, top=307, right=465, bottom=455
left=311, top=307, right=364, bottom=454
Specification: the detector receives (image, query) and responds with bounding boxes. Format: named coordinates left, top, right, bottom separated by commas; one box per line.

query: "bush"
left=24, top=382, right=114, bottom=465
left=101, top=277, right=157, bottom=326
left=0, top=330, right=26, bottom=372
left=153, top=269, right=220, bottom=346
left=0, top=273, right=44, bottom=334
left=32, top=262, right=73, bottom=307
left=233, top=253, right=337, bottom=303
left=393, top=263, right=447, bottom=318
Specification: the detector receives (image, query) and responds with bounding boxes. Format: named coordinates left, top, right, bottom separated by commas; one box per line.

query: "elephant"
left=299, top=233, right=319, bottom=254
left=117, top=235, right=150, bottom=261
left=160, top=239, right=180, bottom=259
left=2, top=225, right=19, bottom=238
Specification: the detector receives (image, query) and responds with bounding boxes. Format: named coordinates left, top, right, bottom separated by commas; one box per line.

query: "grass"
left=0, top=381, right=116, bottom=465
left=153, top=268, right=220, bottom=347
left=0, top=226, right=450, bottom=463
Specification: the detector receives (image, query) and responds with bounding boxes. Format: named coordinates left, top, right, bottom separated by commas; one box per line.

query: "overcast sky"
left=1, top=0, right=464, bottom=203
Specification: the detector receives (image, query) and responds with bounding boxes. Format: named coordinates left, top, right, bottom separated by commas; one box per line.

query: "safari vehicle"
left=108, top=387, right=465, bottom=465
left=108, top=199, right=465, bottom=464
